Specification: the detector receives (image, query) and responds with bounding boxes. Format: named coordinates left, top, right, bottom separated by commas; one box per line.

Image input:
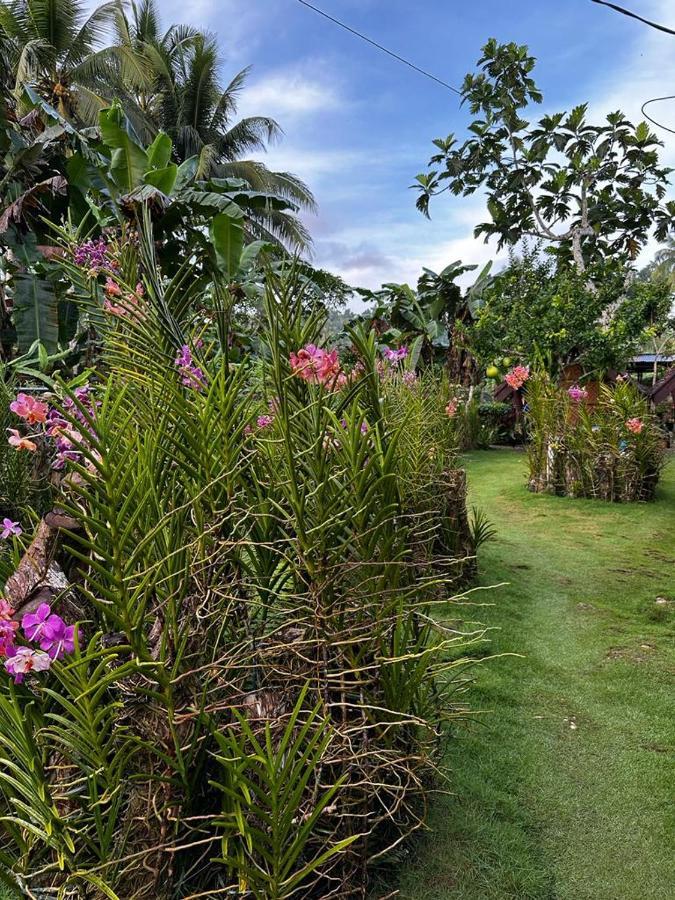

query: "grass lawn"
left=396, top=449, right=675, bottom=900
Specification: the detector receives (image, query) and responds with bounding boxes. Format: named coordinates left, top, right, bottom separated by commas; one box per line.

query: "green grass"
left=396, top=449, right=675, bottom=900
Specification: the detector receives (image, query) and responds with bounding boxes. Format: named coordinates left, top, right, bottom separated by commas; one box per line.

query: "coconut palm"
left=654, top=237, right=675, bottom=282
left=113, top=0, right=316, bottom=248
left=0, top=0, right=147, bottom=122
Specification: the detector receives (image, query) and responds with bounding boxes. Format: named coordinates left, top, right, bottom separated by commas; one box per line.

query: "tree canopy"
left=414, top=39, right=675, bottom=274
left=469, top=246, right=674, bottom=375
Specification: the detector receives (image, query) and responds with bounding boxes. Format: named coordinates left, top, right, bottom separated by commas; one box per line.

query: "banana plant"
left=356, top=260, right=493, bottom=368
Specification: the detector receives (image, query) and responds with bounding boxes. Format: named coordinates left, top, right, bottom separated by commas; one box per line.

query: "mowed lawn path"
left=397, top=450, right=674, bottom=900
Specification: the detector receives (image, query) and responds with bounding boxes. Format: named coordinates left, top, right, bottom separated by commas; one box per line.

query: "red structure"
left=649, top=366, right=675, bottom=406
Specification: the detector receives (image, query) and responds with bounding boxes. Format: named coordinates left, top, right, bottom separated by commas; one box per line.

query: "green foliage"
left=0, top=93, right=308, bottom=368
left=11, top=273, right=58, bottom=354
left=470, top=246, right=673, bottom=376
left=415, top=39, right=675, bottom=274
left=212, top=686, right=357, bottom=898
left=468, top=505, right=497, bottom=550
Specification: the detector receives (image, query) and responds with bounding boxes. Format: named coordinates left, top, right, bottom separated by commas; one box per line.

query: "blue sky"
left=151, top=1, right=675, bottom=292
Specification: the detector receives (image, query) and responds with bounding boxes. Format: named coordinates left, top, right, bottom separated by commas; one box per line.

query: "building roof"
left=630, top=354, right=675, bottom=364
left=649, top=367, right=675, bottom=405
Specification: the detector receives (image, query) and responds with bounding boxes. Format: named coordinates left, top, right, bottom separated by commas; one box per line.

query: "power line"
left=294, top=0, right=462, bottom=96
left=641, top=96, right=675, bottom=136
left=590, top=0, right=675, bottom=36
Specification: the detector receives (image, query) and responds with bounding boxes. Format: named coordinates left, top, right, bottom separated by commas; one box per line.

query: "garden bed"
left=525, top=374, right=666, bottom=502
left=0, top=241, right=484, bottom=899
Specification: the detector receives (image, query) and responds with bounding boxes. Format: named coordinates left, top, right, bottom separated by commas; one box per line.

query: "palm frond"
left=61, top=0, right=118, bottom=69
left=216, top=115, right=282, bottom=157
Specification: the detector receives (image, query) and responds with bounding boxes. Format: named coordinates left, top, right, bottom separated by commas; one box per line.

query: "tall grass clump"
left=526, top=372, right=666, bottom=501
left=0, top=233, right=487, bottom=898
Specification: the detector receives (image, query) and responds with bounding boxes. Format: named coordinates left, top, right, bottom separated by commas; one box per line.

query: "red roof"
left=649, top=367, right=675, bottom=405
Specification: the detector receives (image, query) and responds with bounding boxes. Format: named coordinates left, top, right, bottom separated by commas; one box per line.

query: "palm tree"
left=654, top=237, right=675, bottom=284
left=113, top=0, right=316, bottom=249
left=0, top=0, right=147, bottom=122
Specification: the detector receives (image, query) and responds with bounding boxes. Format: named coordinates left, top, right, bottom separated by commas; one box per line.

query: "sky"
left=126, top=1, right=675, bottom=295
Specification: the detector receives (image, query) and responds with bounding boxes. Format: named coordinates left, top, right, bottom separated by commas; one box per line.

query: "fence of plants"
left=0, top=224, right=486, bottom=899
left=525, top=372, right=666, bottom=502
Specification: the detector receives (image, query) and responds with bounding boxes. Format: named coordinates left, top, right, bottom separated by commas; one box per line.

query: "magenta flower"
left=383, top=346, right=408, bottom=363
left=180, top=366, right=206, bottom=390
left=567, top=384, right=588, bottom=403
left=73, top=237, right=110, bottom=273
left=175, top=345, right=207, bottom=391
left=0, top=519, right=21, bottom=539
left=22, top=603, right=53, bottom=643
left=256, top=414, right=274, bottom=429
left=41, top=618, right=77, bottom=660
left=4, top=647, right=51, bottom=683
left=0, top=602, right=18, bottom=658
left=22, top=604, right=77, bottom=660
left=0, top=621, right=17, bottom=658
left=175, top=345, right=193, bottom=368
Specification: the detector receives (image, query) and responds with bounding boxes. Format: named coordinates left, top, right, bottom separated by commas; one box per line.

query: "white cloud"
left=590, top=1, right=675, bottom=157
left=237, top=64, right=344, bottom=123
left=313, top=195, right=507, bottom=300
left=256, top=147, right=367, bottom=183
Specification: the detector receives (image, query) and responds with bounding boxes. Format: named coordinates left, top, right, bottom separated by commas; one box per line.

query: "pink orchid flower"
left=9, top=393, right=48, bottom=425
left=446, top=399, right=460, bottom=418
left=505, top=365, right=530, bottom=390
left=4, top=647, right=51, bottom=683
left=383, top=346, right=408, bottom=363
left=7, top=429, right=37, bottom=452
left=567, top=385, right=588, bottom=403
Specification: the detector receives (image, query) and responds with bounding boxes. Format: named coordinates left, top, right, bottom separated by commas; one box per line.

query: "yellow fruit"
left=486, top=365, right=500, bottom=379
left=502, top=356, right=512, bottom=367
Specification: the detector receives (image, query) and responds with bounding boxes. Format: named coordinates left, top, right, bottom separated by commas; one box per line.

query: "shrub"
left=0, top=249, right=485, bottom=898
left=525, top=373, right=666, bottom=501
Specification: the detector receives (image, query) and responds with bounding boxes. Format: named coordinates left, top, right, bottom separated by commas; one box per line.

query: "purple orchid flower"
left=1, top=519, right=21, bottom=539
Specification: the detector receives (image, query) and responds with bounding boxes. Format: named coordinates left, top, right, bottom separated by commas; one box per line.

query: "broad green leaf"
left=98, top=106, right=148, bottom=193
left=144, top=164, right=178, bottom=195
left=12, top=273, right=59, bottom=353
left=240, top=240, right=270, bottom=271
left=210, top=213, right=244, bottom=280
left=174, top=156, right=198, bottom=192
left=146, top=132, right=173, bottom=170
